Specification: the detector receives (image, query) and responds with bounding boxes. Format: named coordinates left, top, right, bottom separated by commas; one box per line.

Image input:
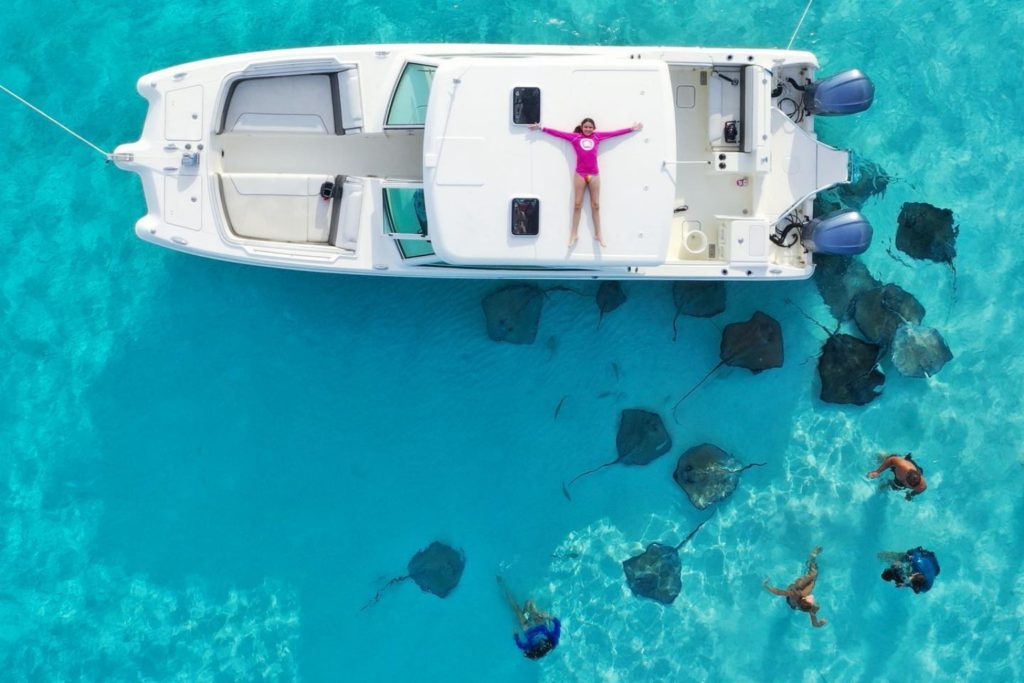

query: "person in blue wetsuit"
left=881, top=547, right=940, bottom=594
left=497, top=576, right=561, bottom=660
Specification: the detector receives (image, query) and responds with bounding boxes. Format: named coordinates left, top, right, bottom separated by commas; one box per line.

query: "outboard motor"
left=802, top=69, right=874, bottom=116
left=802, top=209, right=873, bottom=255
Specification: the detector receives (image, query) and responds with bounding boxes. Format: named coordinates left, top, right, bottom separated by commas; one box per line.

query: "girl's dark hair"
left=523, top=637, right=556, bottom=660
left=573, top=118, right=596, bottom=134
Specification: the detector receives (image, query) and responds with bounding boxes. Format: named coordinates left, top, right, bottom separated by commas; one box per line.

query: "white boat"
left=114, top=43, right=875, bottom=280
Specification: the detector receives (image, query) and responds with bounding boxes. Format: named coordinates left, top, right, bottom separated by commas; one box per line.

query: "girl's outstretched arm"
left=538, top=126, right=577, bottom=141
left=595, top=123, right=642, bottom=140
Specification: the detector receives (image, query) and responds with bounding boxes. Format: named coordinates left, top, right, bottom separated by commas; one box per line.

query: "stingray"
left=621, top=512, right=716, bottom=605
left=562, top=409, right=671, bottom=500
left=482, top=284, right=545, bottom=344
left=672, top=311, right=784, bottom=410
left=837, top=155, right=893, bottom=210
left=890, top=323, right=953, bottom=378
left=673, top=443, right=766, bottom=510
left=671, top=281, right=726, bottom=341
left=813, top=254, right=882, bottom=321
left=596, top=281, right=627, bottom=329
left=817, top=333, right=885, bottom=405
left=361, top=541, right=466, bottom=611
left=896, top=202, right=958, bottom=266
left=853, top=284, right=925, bottom=348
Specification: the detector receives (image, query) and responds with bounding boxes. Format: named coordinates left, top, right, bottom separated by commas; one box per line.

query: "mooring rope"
left=0, top=83, right=113, bottom=159
left=786, top=0, right=816, bottom=51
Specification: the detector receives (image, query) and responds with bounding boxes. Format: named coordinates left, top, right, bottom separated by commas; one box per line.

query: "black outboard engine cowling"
left=802, top=69, right=874, bottom=116
left=802, top=209, right=873, bottom=256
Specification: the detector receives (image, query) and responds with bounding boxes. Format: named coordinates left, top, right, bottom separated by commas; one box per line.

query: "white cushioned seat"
left=332, top=178, right=364, bottom=250
left=219, top=173, right=334, bottom=243
left=336, top=69, right=364, bottom=134
left=223, top=75, right=336, bottom=135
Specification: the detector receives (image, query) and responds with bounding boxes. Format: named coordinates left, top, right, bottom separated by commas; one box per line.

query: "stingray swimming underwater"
left=672, top=311, right=784, bottom=415
left=621, top=512, right=717, bottom=604
left=361, top=541, right=466, bottom=611
left=673, top=443, right=766, bottom=510
left=562, top=409, right=671, bottom=500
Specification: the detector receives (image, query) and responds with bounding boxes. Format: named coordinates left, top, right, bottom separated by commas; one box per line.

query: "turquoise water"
left=2, top=1, right=1024, bottom=681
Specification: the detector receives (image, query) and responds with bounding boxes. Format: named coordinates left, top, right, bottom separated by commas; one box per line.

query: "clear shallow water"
left=2, top=1, right=1023, bottom=681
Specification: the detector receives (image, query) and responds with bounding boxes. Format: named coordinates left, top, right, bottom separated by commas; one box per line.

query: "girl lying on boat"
left=528, top=118, right=642, bottom=247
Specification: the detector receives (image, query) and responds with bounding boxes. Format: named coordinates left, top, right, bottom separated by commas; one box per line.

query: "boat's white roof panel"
left=423, top=57, right=676, bottom=267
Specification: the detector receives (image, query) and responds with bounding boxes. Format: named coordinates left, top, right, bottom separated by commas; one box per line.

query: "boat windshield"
left=387, top=63, right=436, bottom=127
left=383, top=187, right=435, bottom=259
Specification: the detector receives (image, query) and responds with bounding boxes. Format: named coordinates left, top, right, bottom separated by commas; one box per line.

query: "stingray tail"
left=543, top=285, right=589, bottom=299
left=671, top=360, right=726, bottom=422
left=562, top=461, right=616, bottom=500
left=359, top=575, right=410, bottom=612
left=674, top=509, right=718, bottom=550
left=731, top=462, right=768, bottom=474
left=597, top=310, right=605, bottom=330
left=785, top=297, right=837, bottom=336
left=946, top=261, right=957, bottom=323
left=672, top=312, right=680, bottom=342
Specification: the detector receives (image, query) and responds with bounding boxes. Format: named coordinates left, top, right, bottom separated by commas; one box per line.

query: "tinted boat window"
left=387, top=63, right=436, bottom=126
left=512, top=87, right=540, bottom=125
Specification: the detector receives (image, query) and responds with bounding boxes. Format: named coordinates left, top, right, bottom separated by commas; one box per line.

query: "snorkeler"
left=497, top=576, right=561, bottom=660
left=763, top=546, right=828, bottom=628
left=880, top=547, right=940, bottom=594
left=867, top=452, right=927, bottom=501
left=528, top=118, right=643, bottom=247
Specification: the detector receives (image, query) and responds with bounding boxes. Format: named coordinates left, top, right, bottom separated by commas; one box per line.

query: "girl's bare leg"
left=570, top=174, right=586, bottom=246
left=589, top=175, right=606, bottom=247
left=497, top=577, right=528, bottom=631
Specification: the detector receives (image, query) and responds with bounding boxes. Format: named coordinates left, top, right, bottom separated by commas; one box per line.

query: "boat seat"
left=219, top=69, right=364, bottom=135
left=335, top=69, right=364, bottom=134
left=330, top=177, right=364, bottom=251
left=217, top=173, right=336, bottom=243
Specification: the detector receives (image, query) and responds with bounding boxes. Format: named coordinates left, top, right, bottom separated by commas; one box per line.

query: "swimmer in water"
left=528, top=118, right=642, bottom=247
left=867, top=452, right=927, bottom=501
left=497, top=576, right=561, bottom=660
left=763, top=546, right=828, bottom=628
left=880, top=547, right=940, bottom=594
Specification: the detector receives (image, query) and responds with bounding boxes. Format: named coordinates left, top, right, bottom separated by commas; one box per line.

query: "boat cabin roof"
left=422, top=57, right=677, bottom=267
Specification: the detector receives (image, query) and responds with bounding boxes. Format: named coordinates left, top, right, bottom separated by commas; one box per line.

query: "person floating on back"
left=528, top=118, right=642, bottom=248
left=497, top=576, right=561, bottom=660
left=867, top=452, right=927, bottom=501
left=880, top=547, right=940, bottom=594
left=763, top=546, right=828, bottom=628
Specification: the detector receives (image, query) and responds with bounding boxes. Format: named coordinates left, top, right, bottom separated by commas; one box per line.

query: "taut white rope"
left=0, top=83, right=112, bottom=159
left=786, top=0, right=816, bottom=51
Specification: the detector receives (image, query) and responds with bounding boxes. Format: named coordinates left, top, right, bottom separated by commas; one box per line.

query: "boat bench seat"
left=220, top=70, right=364, bottom=135
left=217, top=173, right=363, bottom=249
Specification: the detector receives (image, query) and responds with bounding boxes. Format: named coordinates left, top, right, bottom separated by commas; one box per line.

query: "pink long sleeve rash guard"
left=539, top=127, right=633, bottom=176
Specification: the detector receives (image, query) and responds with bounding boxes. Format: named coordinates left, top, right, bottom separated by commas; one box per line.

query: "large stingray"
left=896, top=202, right=958, bottom=266
left=621, top=512, right=716, bottom=605
left=813, top=254, right=882, bottom=321
left=673, top=311, right=784, bottom=409
left=596, top=281, right=627, bottom=329
left=562, top=409, right=671, bottom=500
left=482, top=284, right=545, bottom=344
left=673, top=443, right=766, bottom=510
left=891, top=322, right=953, bottom=378
left=853, top=284, right=925, bottom=348
left=818, top=333, right=885, bottom=405
left=361, top=542, right=466, bottom=611
left=671, top=281, right=726, bottom=341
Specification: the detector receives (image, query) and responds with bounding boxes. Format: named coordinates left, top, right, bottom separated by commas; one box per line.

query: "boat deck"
left=215, top=131, right=424, bottom=180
